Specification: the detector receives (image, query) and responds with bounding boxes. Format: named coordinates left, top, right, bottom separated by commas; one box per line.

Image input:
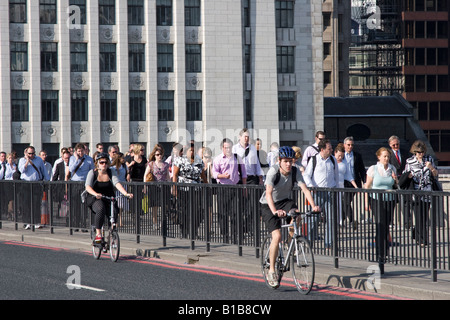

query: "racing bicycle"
left=261, top=210, right=321, bottom=294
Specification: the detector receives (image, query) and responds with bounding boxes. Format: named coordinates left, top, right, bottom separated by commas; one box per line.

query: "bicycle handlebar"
left=101, top=194, right=131, bottom=201
left=287, top=209, right=322, bottom=218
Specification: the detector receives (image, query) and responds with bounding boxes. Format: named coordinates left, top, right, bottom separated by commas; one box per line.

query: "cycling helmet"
left=278, top=146, right=295, bottom=159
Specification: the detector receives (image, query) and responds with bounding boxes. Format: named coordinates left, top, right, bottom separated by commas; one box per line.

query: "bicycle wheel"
left=91, top=227, right=102, bottom=259
left=260, top=234, right=283, bottom=289
left=109, top=230, right=120, bottom=262
left=291, top=236, right=315, bottom=294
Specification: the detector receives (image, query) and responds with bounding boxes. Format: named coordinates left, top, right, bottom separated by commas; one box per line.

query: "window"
left=245, top=91, right=252, bottom=122
left=438, top=75, right=449, bottom=92
left=437, top=21, right=448, bottom=38
left=70, top=43, right=87, bottom=72
left=10, top=42, right=28, bottom=71
left=278, top=91, right=296, bottom=121
left=9, top=0, right=27, bottom=23
left=128, top=0, right=144, bottom=25
left=244, top=45, right=251, bottom=73
left=99, top=0, right=115, bottom=25
left=415, top=21, right=425, bottom=38
left=71, top=90, right=88, bottom=121
left=157, top=0, right=172, bottom=26
left=415, top=48, right=425, bottom=65
left=275, top=0, right=294, bottom=28
left=186, top=91, right=202, bottom=121
left=42, top=143, right=59, bottom=165
left=323, top=12, right=331, bottom=31
left=427, top=48, right=436, bottom=65
left=324, top=71, right=332, bottom=85
left=69, top=0, right=87, bottom=25
left=416, top=75, right=426, bottom=92
left=129, top=91, right=146, bottom=121
left=42, top=90, right=59, bottom=121
left=100, top=43, right=116, bottom=72
left=11, top=90, right=29, bottom=121
left=100, top=91, right=117, bottom=121
left=40, top=0, right=57, bottom=24
left=186, top=45, right=201, bottom=72
left=438, top=48, right=448, bottom=65
left=158, top=91, right=174, bottom=121
left=129, top=44, right=145, bottom=72
left=185, top=0, right=200, bottom=26
left=41, top=42, right=58, bottom=72
left=157, top=44, right=173, bottom=72
left=323, top=42, right=331, bottom=58
left=427, top=21, right=436, bottom=38
left=427, top=75, right=436, bottom=92
left=416, top=0, right=425, bottom=11
left=277, top=46, right=294, bottom=73
left=243, top=0, right=250, bottom=27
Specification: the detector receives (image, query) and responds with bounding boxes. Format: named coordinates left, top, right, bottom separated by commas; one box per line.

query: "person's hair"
left=376, top=147, right=390, bottom=158
left=74, top=143, right=85, bottom=151
left=221, top=138, right=233, bottom=148
left=202, top=147, right=212, bottom=157
left=315, top=131, right=325, bottom=138
left=111, top=152, right=124, bottom=170
left=239, top=128, right=249, bottom=136
left=133, top=143, right=144, bottom=155
left=292, top=146, right=302, bottom=160
left=318, top=139, right=330, bottom=151
left=343, top=136, right=354, bottom=144
left=149, top=144, right=165, bottom=162
left=94, top=154, right=110, bottom=169
left=334, top=143, right=345, bottom=153
left=409, top=140, right=427, bottom=154
left=388, top=135, right=400, bottom=144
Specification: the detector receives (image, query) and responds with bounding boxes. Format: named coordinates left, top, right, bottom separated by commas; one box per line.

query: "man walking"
left=303, top=139, right=339, bottom=248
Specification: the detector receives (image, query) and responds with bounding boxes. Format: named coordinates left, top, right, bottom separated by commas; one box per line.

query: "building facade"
left=0, top=0, right=323, bottom=160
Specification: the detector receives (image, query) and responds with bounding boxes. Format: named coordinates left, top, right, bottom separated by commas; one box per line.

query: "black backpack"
left=273, top=165, right=298, bottom=188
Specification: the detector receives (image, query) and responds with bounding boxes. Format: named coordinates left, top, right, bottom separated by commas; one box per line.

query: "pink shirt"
left=212, top=153, right=247, bottom=185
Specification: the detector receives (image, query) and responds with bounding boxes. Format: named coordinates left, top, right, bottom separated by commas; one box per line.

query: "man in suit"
left=388, top=135, right=406, bottom=178
left=342, top=137, right=366, bottom=227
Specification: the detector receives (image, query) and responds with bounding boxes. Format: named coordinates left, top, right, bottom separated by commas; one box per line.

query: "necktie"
left=395, top=151, right=400, bottom=164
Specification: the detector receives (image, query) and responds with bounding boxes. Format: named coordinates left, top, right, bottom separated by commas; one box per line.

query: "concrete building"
left=0, top=0, right=323, bottom=161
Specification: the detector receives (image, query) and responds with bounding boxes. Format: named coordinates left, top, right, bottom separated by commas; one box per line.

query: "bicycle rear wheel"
left=109, top=230, right=120, bottom=262
left=260, top=234, right=283, bottom=289
left=291, top=236, right=315, bottom=294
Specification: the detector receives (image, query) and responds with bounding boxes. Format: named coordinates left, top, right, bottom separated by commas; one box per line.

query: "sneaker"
left=24, top=224, right=31, bottom=230
left=94, top=234, right=102, bottom=244
left=267, top=271, right=279, bottom=288
left=35, top=224, right=42, bottom=229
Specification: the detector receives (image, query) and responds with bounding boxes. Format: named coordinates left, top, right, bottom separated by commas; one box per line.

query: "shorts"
left=261, top=198, right=297, bottom=233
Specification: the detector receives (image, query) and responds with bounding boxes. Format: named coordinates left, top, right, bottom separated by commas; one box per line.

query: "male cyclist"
left=260, top=146, right=320, bottom=288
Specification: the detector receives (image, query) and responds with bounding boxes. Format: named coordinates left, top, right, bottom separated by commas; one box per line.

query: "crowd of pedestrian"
left=0, top=129, right=441, bottom=253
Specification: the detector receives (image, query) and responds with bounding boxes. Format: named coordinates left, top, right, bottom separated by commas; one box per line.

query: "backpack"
left=273, top=165, right=298, bottom=188
left=311, top=154, right=335, bottom=176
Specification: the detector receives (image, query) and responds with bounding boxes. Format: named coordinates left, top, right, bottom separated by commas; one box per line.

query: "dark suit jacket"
left=389, top=149, right=406, bottom=177
left=52, top=161, right=68, bottom=181
left=344, top=151, right=366, bottom=188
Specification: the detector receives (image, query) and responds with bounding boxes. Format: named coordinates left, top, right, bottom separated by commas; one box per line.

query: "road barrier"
left=0, top=180, right=449, bottom=281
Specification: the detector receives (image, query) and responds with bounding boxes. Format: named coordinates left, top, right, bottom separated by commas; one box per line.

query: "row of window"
left=415, top=101, right=450, bottom=121
left=11, top=90, right=298, bottom=123
left=9, top=0, right=201, bottom=27
left=404, top=20, right=449, bottom=39
left=10, top=0, right=300, bottom=29
left=11, top=90, right=202, bottom=122
left=10, top=42, right=201, bottom=73
left=403, top=0, right=449, bottom=12
left=404, top=47, right=449, bottom=66
left=405, top=74, right=450, bottom=93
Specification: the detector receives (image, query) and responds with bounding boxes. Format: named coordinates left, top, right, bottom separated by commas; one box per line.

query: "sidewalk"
left=1, top=221, right=449, bottom=300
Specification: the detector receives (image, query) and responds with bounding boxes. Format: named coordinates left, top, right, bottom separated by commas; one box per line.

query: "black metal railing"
left=0, top=180, right=448, bottom=280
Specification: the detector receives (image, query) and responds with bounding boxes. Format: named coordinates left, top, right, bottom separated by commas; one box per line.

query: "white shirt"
left=303, top=154, right=339, bottom=188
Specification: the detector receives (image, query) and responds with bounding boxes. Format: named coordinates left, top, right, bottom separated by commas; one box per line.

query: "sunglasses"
left=415, top=151, right=424, bottom=154
left=155, top=153, right=162, bottom=156
left=99, top=161, right=108, bottom=165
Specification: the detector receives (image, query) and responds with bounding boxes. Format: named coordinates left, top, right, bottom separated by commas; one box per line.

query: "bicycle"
left=90, top=194, right=126, bottom=262
left=261, top=209, right=321, bottom=294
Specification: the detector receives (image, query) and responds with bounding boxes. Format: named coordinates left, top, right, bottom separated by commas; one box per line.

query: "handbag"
left=431, top=176, right=443, bottom=191
left=59, top=197, right=69, bottom=217
left=145, top=161, right=154, bottom=182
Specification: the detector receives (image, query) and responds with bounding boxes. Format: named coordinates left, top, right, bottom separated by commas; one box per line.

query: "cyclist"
left=260, top=146, right=320, bottom=288
left=85, top=153, right=133, bottom=243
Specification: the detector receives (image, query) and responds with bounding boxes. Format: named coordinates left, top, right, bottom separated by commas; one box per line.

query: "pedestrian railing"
left=0, top=180, right=448, bottom=281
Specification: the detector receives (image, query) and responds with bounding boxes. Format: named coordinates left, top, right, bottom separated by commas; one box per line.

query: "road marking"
left=66, top=283, right=105, bottom=292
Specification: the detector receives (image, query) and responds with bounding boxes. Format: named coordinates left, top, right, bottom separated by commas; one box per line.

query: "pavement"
left=1, top=221, right=450, bottom=300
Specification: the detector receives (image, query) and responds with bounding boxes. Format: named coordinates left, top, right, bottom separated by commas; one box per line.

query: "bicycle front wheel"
left=291, top=236, right=315, bottom=294
left=109, top=230, right=120, bottom=262
left=91, top=227, right=102, bottom=260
